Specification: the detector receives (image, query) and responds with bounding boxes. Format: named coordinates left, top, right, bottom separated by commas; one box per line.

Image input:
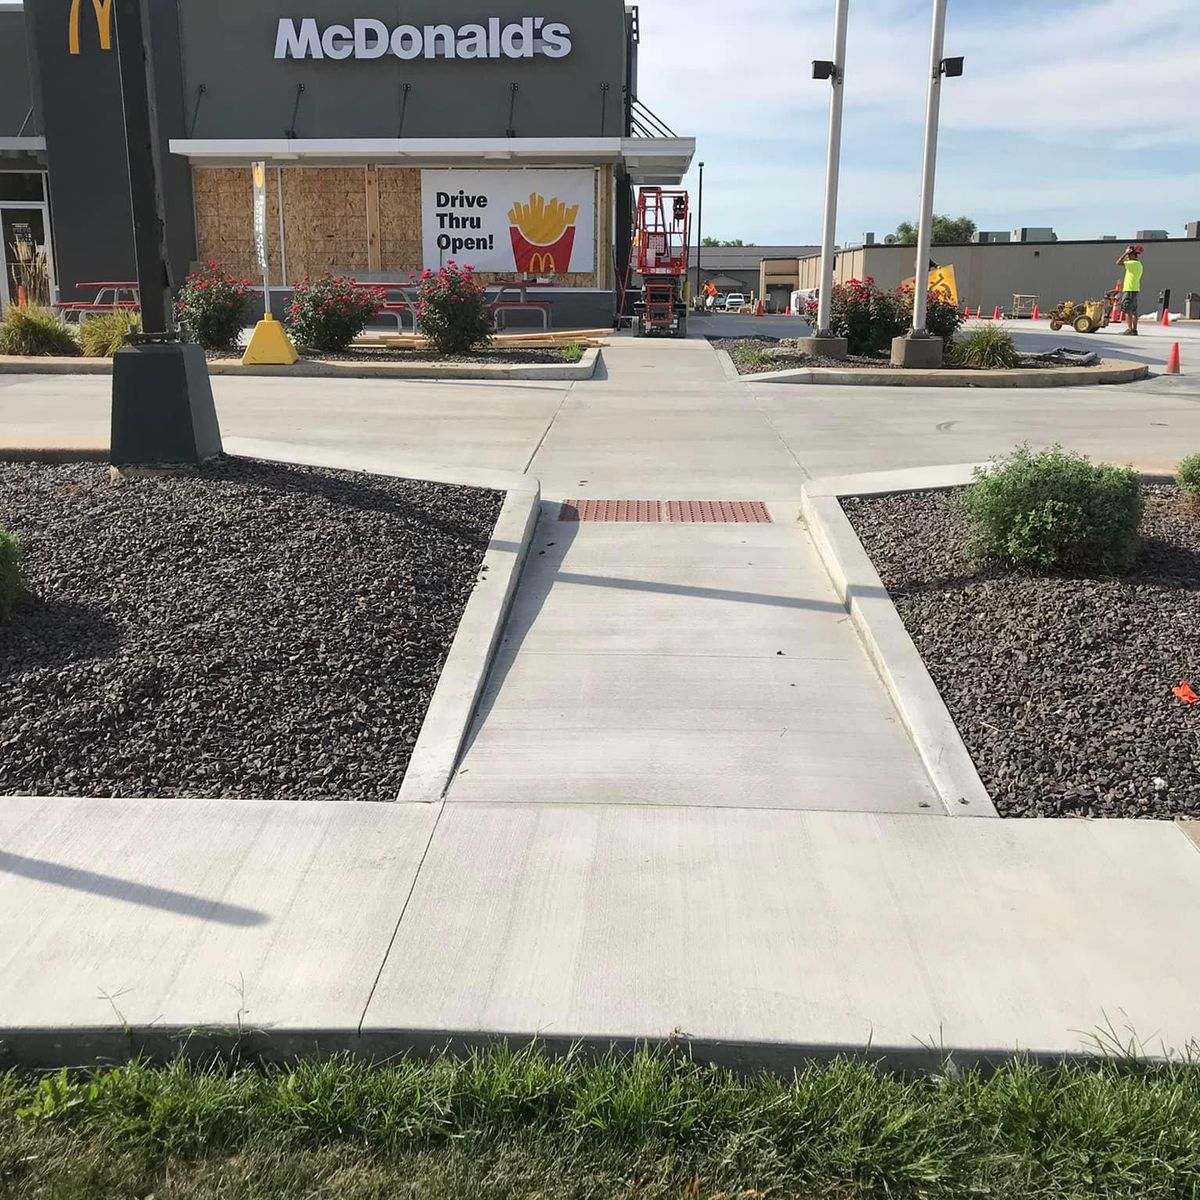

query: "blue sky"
left=635, top=0, right=1198, bottom=245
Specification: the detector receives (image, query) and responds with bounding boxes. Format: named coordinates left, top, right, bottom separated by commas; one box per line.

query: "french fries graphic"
left=508, top=192, right=580, bottom=274
left=508, top=193, right=580, bottom=245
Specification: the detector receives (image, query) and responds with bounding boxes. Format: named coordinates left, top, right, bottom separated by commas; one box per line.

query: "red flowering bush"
left=805, top=277, right=906, bottom=356
left=287, top=275, right=384, bottom=353
left=414, top=262, right=492, bottom=355
left=175, top=261, right=255, bottom=350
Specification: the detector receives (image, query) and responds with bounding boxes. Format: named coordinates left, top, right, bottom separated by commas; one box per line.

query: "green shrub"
left=0, top=527, right=21, bottom=619
left=1177, top=454, right=1200, bottom=498
left=951, top=322, right=1019, bottom=369
left=175, top=261, right=254, bottom=350
left=79, top=309, right=142, bottom=357
left=415, top=262, right=493, bottom=355
left=0, top=305, right=79, bottom=357
left=963, top=445, right=1143, bottom=573
left=286, top=275, right=383, bottom=353
left=559, top=341, right=584, bottom=363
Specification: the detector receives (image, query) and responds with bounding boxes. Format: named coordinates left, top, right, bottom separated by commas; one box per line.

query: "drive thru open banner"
left=421, top=170, right=595, bottom=274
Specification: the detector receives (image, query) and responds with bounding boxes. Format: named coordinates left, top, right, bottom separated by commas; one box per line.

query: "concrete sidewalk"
left=6, top=332, right=1200, bottom=1064
left=449, top=505, right=941, bottom=813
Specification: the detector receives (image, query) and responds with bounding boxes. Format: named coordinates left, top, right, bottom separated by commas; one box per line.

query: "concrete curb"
left=223, top=439, right=540, bottom=806
left=0, top=447, right=109, bottom=463
left=0, top=347, right=600, bottom=383
left=744, top=359, right=1150, bottom=388
left=801, top=471, right=998, bottom=819
left=714, top=346, right=743, bottom=383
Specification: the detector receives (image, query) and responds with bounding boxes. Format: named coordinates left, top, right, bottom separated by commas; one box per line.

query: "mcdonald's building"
left=0, top=0, right=693, bottom=325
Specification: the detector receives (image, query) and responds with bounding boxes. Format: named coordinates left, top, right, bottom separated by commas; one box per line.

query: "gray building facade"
left=0, top=0, right=693, bottom=326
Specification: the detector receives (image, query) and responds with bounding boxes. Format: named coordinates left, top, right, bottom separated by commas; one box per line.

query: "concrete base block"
left=890, top=335, right=944, bottom=369
left=792, top=336, right=849, bottom=359
left=111, top=342, right=222, bottom=465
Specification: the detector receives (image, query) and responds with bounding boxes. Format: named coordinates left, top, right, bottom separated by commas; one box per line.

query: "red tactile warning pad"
left=666, top=500, right=773, bottom=524
left=559, top=500, right=663, bottom=522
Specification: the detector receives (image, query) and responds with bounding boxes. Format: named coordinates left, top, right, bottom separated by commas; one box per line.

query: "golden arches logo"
left=528, top=252, right=557, bottom=274
left=68, top=0, right=114, bottom=55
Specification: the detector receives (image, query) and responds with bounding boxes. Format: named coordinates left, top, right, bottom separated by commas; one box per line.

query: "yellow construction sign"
left=902, top=264, right=959, bottom=307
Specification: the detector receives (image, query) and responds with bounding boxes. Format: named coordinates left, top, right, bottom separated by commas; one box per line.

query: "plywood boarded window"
left=192, top=167, right=282, bottom=284
left=281, top=168, right=369, bottom=279
left=379, top=168, right=422, bottom=276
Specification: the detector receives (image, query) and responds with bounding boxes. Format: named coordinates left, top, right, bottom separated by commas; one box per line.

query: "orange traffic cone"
left=1111, top=300, right=1122, bottom=324
left=992, top=305, right=1002, bottom=320
left=1031, top=303, right=1040, bottom=320
left=975, top=305, right=983, bottom=319
left=16, top=286, right=26, bottom=309
left=1160, top=306, right=1171, bottom=327
left=963, top=303, right=971, bottom=319
left=1166, top=343, right=1181, bottom=374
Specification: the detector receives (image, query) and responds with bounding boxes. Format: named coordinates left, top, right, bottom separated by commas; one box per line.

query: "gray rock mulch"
left=843, top=485, right=1200, bottom=818
left=711, top=337, right=1071, bottom=376
left=0, top=460, right=501, bottom=802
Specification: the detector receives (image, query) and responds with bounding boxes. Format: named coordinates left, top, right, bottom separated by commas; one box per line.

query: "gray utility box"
left=1186, top=221, right=1200, bottom=240
left=1186, top=293, right=1200, bottom=320
left=1013, top=227, right=1056, bottom=243
left=1137, top=229, right=1170, bottom=241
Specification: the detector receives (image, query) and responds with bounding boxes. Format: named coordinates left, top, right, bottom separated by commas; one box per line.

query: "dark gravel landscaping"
left=844, top=485, right=1200, bottom=818
left=712, top=336, right=1074, bottom=375
left=710, top=336, right=898, bottom=373
left=0, top=459, right=501, bottom=801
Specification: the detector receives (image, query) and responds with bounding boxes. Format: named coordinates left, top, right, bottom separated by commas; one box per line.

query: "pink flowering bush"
left=414, top=262, right=492, bottom=355
left=175, top=261, right=255, bottom=350
left=287, top=275, right=384, bottom=353
left=805, top=277, right=906, bottom=356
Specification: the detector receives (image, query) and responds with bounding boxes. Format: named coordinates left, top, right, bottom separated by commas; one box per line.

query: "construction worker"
left=1116, top=245, right=1144, bottom=335
left=703, top=280, right=718, bottom=312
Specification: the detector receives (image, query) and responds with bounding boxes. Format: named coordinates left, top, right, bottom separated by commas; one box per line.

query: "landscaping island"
left=845, top=480, right=1200, bottom=818
left=0, top=459, right=500, bottom=801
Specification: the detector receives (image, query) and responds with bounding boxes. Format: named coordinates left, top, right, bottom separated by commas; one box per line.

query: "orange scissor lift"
left=627, top=187, right=690, bottom=338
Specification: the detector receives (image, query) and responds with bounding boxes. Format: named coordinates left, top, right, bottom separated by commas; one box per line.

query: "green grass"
left=558, top=341, right=585, bottom=363
left=2, top=1047, right=1200, bottom=1198
left=734, top=342, right=774, bottom=372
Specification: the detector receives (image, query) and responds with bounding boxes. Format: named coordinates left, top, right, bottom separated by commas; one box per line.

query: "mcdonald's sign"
left=68, top=0, right=114, bottom=54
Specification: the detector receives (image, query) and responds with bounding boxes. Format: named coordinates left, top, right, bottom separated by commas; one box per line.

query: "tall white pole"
left=910, top=0, right=948, bottom=336
left=815, top=0, right=849, bottom=336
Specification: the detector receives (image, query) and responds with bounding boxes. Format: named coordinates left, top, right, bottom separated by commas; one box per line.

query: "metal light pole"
left=110, top=0, right=221, bottom=465
left=694, top=161, right=705, bottom=301
left=814, top=0, right=849, bottom=337
left=909, top=0, right=949, bottom=336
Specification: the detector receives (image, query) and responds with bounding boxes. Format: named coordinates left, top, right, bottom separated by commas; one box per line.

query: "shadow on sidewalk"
left=0, top=850, right=267, bottom=926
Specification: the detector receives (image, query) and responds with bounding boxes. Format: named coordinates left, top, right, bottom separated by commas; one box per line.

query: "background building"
left=782, top=233, right=1200, bottom=316
left=689, top=245, right=817, bottom=309
left=1, top=0, right=693, bottom=327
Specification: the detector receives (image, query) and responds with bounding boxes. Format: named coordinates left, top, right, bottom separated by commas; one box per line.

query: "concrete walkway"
left=5, top=331, right=1200, bottom=1063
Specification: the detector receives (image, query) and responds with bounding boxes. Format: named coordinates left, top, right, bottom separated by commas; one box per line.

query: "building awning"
left=168, top=136, right=695, bottom=184
left=0, top=137, right=46, bottom=151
